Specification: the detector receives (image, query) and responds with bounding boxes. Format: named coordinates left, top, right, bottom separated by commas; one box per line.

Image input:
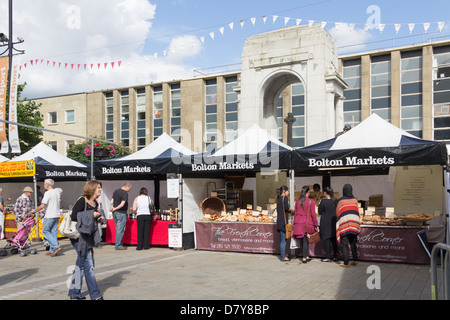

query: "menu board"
left=393, top=165, right=443, bottom=214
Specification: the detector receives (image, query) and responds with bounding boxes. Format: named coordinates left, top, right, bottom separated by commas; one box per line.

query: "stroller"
left=0, top=216, right=38, bottom=257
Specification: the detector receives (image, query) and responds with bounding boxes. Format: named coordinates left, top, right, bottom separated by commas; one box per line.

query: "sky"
left=0, top=0, right=449, bottom=99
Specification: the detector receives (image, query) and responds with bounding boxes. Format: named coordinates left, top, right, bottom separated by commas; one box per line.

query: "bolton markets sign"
left=308, top=156, right=395, bottom=168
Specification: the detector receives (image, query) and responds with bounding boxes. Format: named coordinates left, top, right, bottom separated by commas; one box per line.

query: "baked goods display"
left=361, top=213, right=435, bottom=226
left=361, top=215, right=403, bottom=226
left=202, top=210, right=274, bottom=223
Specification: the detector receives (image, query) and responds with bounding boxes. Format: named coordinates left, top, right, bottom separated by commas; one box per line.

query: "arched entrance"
left=261, top=71, right=306, bottom=147
left=239, top=24, right=347, bottom=146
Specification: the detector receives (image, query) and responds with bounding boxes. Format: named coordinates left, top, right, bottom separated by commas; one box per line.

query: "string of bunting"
left=198, top=14, right=449, bottom=44
left=19, top=59, right=122, bottom=71
left=18, top=14, right=450, bottom=72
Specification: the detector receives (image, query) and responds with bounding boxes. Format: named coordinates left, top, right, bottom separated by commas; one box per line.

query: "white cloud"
left=0, top=0, right=203, bottom=98
left=328, top=23, right=372, bottom=54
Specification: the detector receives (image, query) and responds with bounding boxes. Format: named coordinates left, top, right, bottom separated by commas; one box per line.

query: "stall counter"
left=106, top=219, right=176, bottom=246
left=194, top=221, right=430, bottom=264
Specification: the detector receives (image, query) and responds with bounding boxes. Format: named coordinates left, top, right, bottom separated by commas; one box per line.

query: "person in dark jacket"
left=67, top=180, right=104, bottom=300
left=318, top=186, right=338, bottom=262
left=276, top=186, right=293, bottom=262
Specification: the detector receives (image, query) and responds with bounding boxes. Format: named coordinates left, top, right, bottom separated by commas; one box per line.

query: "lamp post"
left=0, top=0, right=25, bottom=160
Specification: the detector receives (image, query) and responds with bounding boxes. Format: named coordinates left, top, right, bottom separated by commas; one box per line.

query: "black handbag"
left=148, top=197, right=156, bottom=214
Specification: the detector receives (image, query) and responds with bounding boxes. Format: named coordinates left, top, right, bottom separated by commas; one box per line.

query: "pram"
left=0, top=216, right=38, bottom=257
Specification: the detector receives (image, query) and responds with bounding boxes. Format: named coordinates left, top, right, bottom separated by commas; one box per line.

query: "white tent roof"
left=330, top=113, right=417, bottom=150
left=115, top=132, right=196, bottom=161
left=0, top=154, right=8, bottom=162
left=11, top=142, right=87, bottom=168
left=213, top=124, right=292, bottom=157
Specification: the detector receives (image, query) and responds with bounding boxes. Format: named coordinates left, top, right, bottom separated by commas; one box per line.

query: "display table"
left=308, top=225, right=430, bottom=264
left=195, top=222, right=430, bottom=264
left=195, top=221, right=280, bottom=254
left=3, top=212, right=65, bottom=240
left=106, top=219, right=176, bottom=246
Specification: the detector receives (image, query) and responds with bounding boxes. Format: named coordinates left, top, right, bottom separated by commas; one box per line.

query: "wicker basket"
left=200, top=197, right=226, bottom=217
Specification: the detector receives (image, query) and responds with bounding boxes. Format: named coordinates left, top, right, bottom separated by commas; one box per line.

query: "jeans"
left=68, top=239, right=102, bottom=300
left=279, top=231, right=287, bottom=260
left=341, top=234, right=358, bottom=265
left=42, top=217, right=60, bottom=253
left=301, top=236, right=310, bottom=258
left=113, top=211, right=127, bottom=249
left=137, top=215, right=152, bottom=250
left=324, top=238, right=338, bottom=260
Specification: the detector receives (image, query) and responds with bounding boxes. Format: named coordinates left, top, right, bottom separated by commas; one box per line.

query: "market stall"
left=289, top=114, right=449, bottom=263
left=0, top=142, right=90, bottom=240
left=190, top=124, right=292, bottom=252
left=94, top=133, right=194, bottom=246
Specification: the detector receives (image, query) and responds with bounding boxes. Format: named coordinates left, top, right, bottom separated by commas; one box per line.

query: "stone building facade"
left=34, top=25, right=450, bottom=156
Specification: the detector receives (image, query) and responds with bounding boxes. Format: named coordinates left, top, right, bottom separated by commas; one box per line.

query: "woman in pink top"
left=292, top=185, right=319, bottom=263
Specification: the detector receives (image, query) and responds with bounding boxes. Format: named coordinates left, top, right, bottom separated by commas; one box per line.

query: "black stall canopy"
left=94, top=132, right=196, bottom=179
left=291, top=114, right=448, bottom=171
left=11, top=142, right=90, bottom=180
left=180, top=124, right=293, bottom=175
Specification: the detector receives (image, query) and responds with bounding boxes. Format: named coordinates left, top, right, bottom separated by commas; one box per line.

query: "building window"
left=225, top=76, right=238, bottom=143
left=136, top=88, right=146, bottom=150
left=105, top=92, right=114, bottom=141
left=433, top=45, right=450, bottom=144
left=120, top=90, right=130, bottom=147
left=205, top=78, right=217, bottom=152
left=401, top=50, right=423, bottom=138
left=48, top=112, right=57, bottom=125
left=276, top=93, right=283, bottom=142
left=170, top=83, right=181, bottom=143
left=49, top=141, right=57, bottom=151
left=153, top=86, right=163, bottom=140
left=371, top=55, right=391, bottom=122
left=66, top=140, right=75, bottom=154
left=291, top=82, right=306, bottom=148
left=65, top=110, right=75, bottom=123
left=343, top=59, right=361, bottom=127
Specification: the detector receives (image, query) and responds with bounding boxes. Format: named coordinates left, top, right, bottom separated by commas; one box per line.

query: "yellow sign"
left=0, top=160, right=35, bottom=178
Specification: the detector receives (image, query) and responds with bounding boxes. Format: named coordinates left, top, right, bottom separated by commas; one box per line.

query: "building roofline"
left=339, top=39, right=450, bottom=60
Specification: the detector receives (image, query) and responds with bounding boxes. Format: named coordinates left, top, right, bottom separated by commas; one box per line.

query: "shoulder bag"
left=306, top=199, right=320, bottom=244
left=148, top=196, right=155, bottom=214
left=59, top=197, right=83, bottom=239
left=283, top=196, right=293, bottom=239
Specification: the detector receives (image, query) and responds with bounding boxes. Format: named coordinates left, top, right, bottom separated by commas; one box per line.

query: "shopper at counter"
left=14, top=187, right=34, bottom=225
left=276, top=186, right=293, bottom=262
left=31, top=179, right=62, bottom=257
left=110, top=182, right=132, bottom=251
left=318, top=186, right=338, bottom=262
left=292, top=185, right=318, bottom=264
left=336, top=184, right=360, bottom=268
left=132, top=187, right=153, bottom=251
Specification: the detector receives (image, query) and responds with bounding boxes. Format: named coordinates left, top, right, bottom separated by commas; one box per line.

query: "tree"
left=6, top=82, right=44, bottom=154
left=67, top=137, right=130, bottom=163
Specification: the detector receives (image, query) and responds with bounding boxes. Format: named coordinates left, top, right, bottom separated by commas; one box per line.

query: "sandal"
left=282, top=257, right=290, bottom=261
left=321, top=259, right=331, bottom=262
left=339, top=263, right=349, bottom=268
left=350, top=261, right=359, bottom=266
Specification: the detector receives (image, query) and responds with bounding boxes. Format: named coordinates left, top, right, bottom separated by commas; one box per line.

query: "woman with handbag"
left=276, top=186, right=293, bottom=262
left=132, top=187, right=153, bottom=251
left=292, top=186, right=319, bottom=264
left=67, top=180, right=104, bottom=300
left=318, top=186, right=338, bottom=262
